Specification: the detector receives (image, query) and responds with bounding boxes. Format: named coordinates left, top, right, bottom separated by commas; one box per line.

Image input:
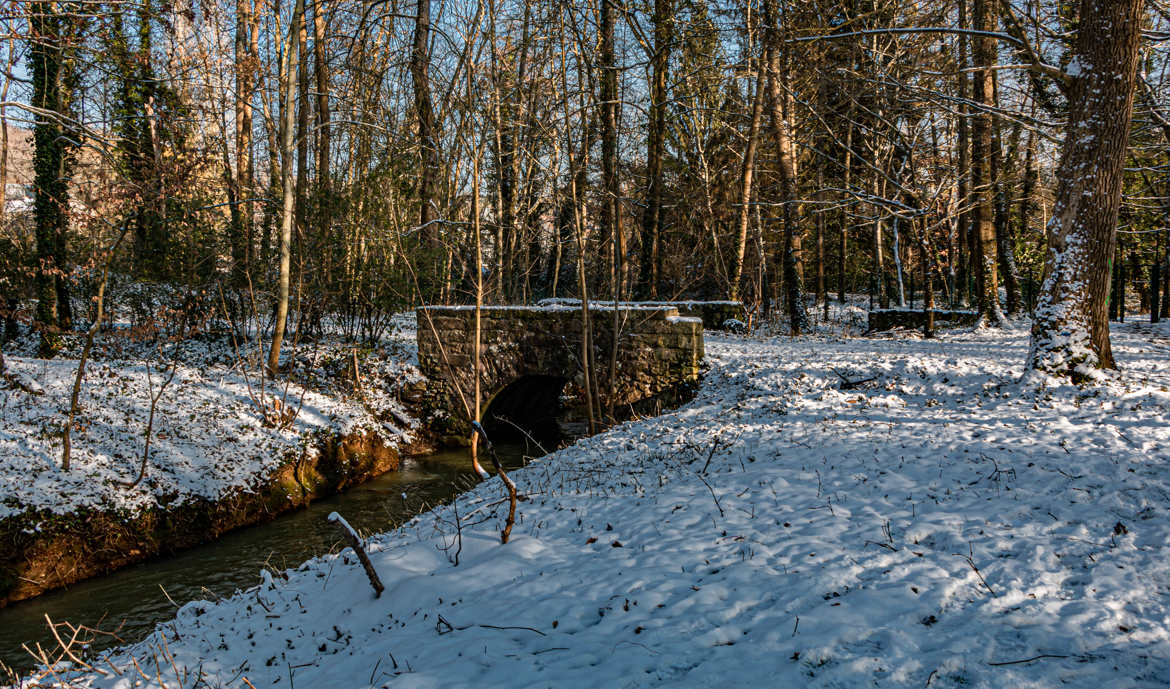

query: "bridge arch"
left=416, top=304, right=704, bottom=443
left=480, top=374, right=569, bottom=443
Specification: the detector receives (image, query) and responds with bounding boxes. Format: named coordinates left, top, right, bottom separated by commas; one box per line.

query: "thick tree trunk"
left=921, top=216, right=935, bottom=338
left=1028, top=0, right=1145, bottom=377
left=636, top=0, right=671, bottom=300
left=294, top=12, right=309, bottom=245
left=816, top=162, right=826, bottom=309
left=411, top=0, right=438, bottom=247
left=600, top=0, right=624, bottom=417
left=1163, top=253, right=1170, bottom=319
left=31, top=1, right=71, bottom=357
left=872, top=177, right=886, bottom=310
left=971, top=0, right=1003, bottom=325
left=763, top=2, right=808, bottom=335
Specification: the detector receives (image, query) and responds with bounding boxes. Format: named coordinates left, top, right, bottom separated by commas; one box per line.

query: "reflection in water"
left=0, top=443, right=536, bottom=672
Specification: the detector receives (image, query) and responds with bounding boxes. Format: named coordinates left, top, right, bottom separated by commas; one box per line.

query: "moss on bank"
left=0, top=429, right=406, bottom=607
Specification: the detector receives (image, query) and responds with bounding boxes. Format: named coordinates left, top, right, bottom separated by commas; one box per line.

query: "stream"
left=0, top=442, right=538, bottom=673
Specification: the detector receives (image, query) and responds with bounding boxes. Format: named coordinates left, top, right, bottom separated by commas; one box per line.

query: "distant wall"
left=867, top=309, right=979, bottom=333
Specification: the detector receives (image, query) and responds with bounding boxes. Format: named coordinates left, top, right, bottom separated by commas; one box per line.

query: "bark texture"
left=1028, top=0, right=1145, bottom=377
left=971, top=0, right=1003, bottom=324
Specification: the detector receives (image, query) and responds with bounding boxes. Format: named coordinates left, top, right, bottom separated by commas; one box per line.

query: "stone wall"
left=867, top=308, right=979, bottom=333
left=416, top=305, right=704, bottom=439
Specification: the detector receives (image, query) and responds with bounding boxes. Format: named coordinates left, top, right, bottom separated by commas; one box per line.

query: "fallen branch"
left=327, top=512, right=385, bottom=597
left=831, top=367, right=878, bottom=390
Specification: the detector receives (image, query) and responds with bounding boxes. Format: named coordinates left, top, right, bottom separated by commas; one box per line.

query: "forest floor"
left=9, top=307, right=1170, bottom=688
left=0, top=300, right=422, bottom=521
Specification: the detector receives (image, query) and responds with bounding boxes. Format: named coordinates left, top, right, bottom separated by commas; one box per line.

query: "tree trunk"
left=312, top=0, right=331, bottom=258
left=31, top=1, right=71, bottom=357
left=839, top=117, right=852, bottom=303
left=992, top=84, right=1022, bottom=317
left=313, top=1, right=330, bottom=196
left=956, top=0, right=971, bottom=307
left=295, top=10, right=309, bottom=245
left=411, top=0, right=439, bottom=247
left=600, top=0, right=622, bottom=302
left=1018, top=127, right=1038, bottom=308
left=816, top=160, right=826, bottom=310
left=0, top=35, right=13, bottom=230
left=872, top=176, right=885, bottom=310
left=1028, top=0, right=1145, bottom=377
left=266, top=0, right=305, bottom=375
left=921, top=216, right=935, bottom=338
left=763, top=0, right=808, bottom=335
left=231, top=0, right=256, bottom=286
left=1152, top=231, right=1161, bottom=324
left=731, top=56, right=765, bottom=303
left=636, top=0, right=671, bottom=300
left=971, top=0, right=1002, bottom=325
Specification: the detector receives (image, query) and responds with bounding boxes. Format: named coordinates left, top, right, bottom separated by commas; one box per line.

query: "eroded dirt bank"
left=0, top=430, right=414, bottom=607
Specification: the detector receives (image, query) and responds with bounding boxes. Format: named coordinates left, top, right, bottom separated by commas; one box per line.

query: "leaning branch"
left=327, top=512, right=385, bottom=597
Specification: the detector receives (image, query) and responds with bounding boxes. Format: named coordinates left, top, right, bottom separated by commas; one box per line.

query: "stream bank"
left=0, top=428, right=413, bottom=608
left=0, top=442, right=534, bottom=673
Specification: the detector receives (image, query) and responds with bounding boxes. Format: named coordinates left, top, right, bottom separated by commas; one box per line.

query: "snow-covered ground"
left=0, top=314, right=421, bottom=521
left=15, top=316, right=1170, bottom=688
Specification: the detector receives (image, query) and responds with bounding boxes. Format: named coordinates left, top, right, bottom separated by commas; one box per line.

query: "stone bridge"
left=416, top=304, right=706, bottom=442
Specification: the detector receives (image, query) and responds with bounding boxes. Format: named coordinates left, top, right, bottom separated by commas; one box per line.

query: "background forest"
left=0, top=0, right=1168, bottom=361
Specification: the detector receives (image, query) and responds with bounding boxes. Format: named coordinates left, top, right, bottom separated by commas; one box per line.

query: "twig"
left=695, top=472, right=724, bottom=518
left=988, top=653, right=1070, bottom=666
left=957, top=544, right=997, bottom=597
left=478, top=624, right=546, bottom=636
left=44, top=615, right=102, bottom=675
left=700, top=435, right=724, bottom=474
left=119, top=343, right=182, bottom=488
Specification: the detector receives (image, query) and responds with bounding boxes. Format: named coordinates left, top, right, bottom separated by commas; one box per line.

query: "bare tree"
left=266, top=0, right=306, bottom=375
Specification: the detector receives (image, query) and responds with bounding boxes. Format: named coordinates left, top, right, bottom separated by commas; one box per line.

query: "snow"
left=327, top=511, right=361, bottom=543
left=10, top=316, right=1170, bottom=688
left=0, top=315, right=422, bottom=521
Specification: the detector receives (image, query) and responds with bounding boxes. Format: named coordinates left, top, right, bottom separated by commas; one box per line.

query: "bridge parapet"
left=536, top=299, right=744, bottom=330
left=416, top=304, right=704, bottom=441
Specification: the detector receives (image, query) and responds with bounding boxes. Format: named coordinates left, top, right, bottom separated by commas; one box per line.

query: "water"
left=0, top=442, right=538, bottom=673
